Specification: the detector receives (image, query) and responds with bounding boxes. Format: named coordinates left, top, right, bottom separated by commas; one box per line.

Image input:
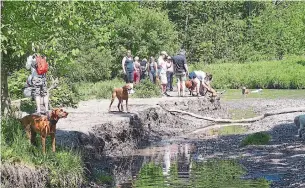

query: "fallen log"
left=157, top=104, right=305, bottom=123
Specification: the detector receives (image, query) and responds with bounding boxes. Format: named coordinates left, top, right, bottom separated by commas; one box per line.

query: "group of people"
left=23, top=48, right=215, bottom=115
left=122, top=49, right=215, bottom=97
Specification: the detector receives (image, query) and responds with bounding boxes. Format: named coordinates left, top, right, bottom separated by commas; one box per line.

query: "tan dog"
left=20, top=108, right=69, bottom=154
left=109, top=84, right=131, bottom=113
left=242, top=87, right=250, bottom=95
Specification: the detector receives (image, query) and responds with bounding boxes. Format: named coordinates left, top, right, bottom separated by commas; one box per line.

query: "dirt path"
left=57, top=92, right=197, bottom=134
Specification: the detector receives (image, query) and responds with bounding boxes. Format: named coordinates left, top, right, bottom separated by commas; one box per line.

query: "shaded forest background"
left=1, top=1, right=305, bottom=109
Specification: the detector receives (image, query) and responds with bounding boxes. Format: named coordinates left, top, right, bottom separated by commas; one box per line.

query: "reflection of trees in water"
left=134, top=159, right=270, bottom=188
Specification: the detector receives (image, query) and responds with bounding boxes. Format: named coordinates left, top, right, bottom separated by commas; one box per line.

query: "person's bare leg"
left=181, top=80, right=186, bottom=97
left=35, top=96, right=41, bottom=113
left=43, top=94, right=49, bottom=112
left=177, top=78, right=181, bottom=96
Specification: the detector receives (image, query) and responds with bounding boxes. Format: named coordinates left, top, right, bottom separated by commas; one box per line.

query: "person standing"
left=25, top=53, right=49, bottom=115
left=133, top=56, right=141, bottom=85
left=166, top=56, right=174, bottom=91
left=158, top=51, right=168, bottom=96
left=147, top=56, right=158, bottom=84
left=140, top=58, right=148, bottom=81
left=122, top=50, right=135, bottom=94
left=172, top=49, right=189, bottom=97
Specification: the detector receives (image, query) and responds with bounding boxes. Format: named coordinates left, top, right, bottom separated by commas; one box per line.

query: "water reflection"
left=118, top=142, right=270, bottom=188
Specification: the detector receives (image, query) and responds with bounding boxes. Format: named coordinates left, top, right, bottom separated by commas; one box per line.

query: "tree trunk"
left=1, top=68, right=11, bottom=115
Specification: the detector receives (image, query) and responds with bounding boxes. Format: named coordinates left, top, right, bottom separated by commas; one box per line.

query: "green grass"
left=132, top=78, right=161, bottom=98
left=209, top=125, right=248, bottom=136
left=222, top=89, right=305, bottom=101
left=190, top=56, right=305, bottom=89
left=74, top=77, right=161, bottom=101
left=73, top=78, right=125, bottom=100
left=241, top=132, right=271, bottom=147
left=1, top=118, right=85, bottom=187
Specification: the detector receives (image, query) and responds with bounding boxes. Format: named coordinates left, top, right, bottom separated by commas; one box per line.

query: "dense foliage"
left=2, top=1, right=305, bottom=109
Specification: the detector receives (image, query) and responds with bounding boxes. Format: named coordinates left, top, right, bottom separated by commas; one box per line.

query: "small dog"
left=242, top=87, right=250, bottom=95
left=294, top=115, right=305, bottom=138
left=109, top=84, right=131, bottom=113
left=180, top=80, right=197, bottom=96
left=20, top=108, right=69, bottom=154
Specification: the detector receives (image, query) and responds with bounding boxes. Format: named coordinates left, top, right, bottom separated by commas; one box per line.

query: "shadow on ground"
left=192, top=122, right=305, bottom=188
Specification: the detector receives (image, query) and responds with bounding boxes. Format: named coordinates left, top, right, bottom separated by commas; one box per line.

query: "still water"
left=118, top=141, right=272, bottom=188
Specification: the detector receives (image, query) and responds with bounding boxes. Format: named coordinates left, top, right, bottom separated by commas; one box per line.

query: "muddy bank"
left=3, top=95, right=305, bottom=187
left=57, top=97, right=227, bottom=186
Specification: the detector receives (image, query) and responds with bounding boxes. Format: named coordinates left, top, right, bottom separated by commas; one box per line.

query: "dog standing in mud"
left=20, top=108, right=69, bottom=154
left=242, top=86, right=250, bottom=96
left=109, top=84, right=131, bottom=113
left=294, top=114, right=305, bottom=138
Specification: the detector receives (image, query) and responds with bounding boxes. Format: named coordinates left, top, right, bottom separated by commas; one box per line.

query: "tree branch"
left=158, top=104, right=305, bottom=123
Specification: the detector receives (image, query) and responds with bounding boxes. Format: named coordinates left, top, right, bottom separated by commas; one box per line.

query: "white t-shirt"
left=194, top=71, right=206, bottom=81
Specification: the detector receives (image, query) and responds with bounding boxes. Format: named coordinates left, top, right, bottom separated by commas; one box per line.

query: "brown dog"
left=180, top=80, right=197, bottom=96
left=109, top=84, right=131, bottom=113
left=20, top=108, right=69, bottom=154
left=242, top=87, right=250, bottom=95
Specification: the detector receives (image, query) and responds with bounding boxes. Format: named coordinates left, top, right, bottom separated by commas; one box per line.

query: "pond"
left=118, top=140, right=271, bottom=188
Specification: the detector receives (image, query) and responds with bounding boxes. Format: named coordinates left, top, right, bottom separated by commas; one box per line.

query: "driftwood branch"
left=158, top=104, right=305, bottom=123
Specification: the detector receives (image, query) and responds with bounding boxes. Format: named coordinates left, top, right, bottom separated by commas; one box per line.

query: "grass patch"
left=74, top=77, right=161, bottom=101
left=1, top=118, right=85, bottom=187
left=73, top=78, right=125, bottom=101
left=241, top=132, right=271, bottom=147
left=132, top=78, right=161, bottom=98
left=221, top=89, right=305, bottom=101
left=190, top=56, right=305, bottom=89
left=209, top=125, right=248, bottom=136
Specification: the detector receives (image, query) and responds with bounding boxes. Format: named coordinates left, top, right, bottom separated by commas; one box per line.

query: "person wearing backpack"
left=140, top=58, right=148, bottom=81
left=25, top=53, right=49, bottom=115
left=172, top=49, right=189, bottom=97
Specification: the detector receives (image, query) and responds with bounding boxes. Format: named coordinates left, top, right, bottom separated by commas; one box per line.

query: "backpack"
left=23, top=75, right=33, bottom=98
left=36, top=55, right=48, bottom=75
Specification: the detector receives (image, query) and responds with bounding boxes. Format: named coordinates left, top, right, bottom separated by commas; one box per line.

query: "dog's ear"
left=51, top=109, right=59, bottom=120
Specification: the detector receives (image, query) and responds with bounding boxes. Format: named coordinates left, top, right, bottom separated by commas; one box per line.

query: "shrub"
left=241, top=132, right=271, bottom=147
left=132, top=78, right=161, bottom=98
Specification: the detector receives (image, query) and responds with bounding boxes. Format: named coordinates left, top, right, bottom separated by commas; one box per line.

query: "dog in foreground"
left=20, top=108, right=69, bottom=154
left=294, top=114, right=305, bottom=138
left=109, top=84, right=131, bottom=113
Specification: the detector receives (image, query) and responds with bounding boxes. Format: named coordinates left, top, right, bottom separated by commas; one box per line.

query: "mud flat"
left=2, top=93, right=305, bottom=187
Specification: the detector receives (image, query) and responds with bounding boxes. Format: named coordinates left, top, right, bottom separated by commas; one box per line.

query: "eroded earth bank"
left=2, top=95, right=305, bottom=188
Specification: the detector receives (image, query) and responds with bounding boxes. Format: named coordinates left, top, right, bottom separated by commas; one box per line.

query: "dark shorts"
left=32, top=76, right=48, bottom=97
left=125, top=71, right=134, bottom=83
